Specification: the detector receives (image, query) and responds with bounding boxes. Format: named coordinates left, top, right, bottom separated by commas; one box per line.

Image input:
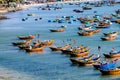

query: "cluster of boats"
left=47, top=2, right=120, bottom=75
left=48, top=42, right=120, bottom=75
left=11, top=33, right=120, bottom=75
left=10, top=1, right=120, bottom=76
left=69, top=48, right=120, bottom=75
left=50, top=28, right=65, bottom=32
left=12, top=35, right=54, bottom=53
left=46, top=6, right=120, bottom=41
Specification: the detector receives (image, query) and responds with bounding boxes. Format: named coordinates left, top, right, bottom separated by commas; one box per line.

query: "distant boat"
left=77, top=31, right=94, bottom=36
left=75, top=56, right=101, bottom=66
left=82, top=6, right=92, bottom=10
left=78, top=26, right=92, bottom=31
left=12, top=39, right=32, bottom=46
left=70, top=49, right=90, bottom=57
left=103, top=31, right=119, bottom=37
left=73, top=9, right=84, bottom=13
left=104, top=51, right=120, bottom=58
left=25, top=46, right=45, bottom=53
left=49, top=44, right=71, bottom=51
left=50, top=28, right=65, bottom=32
left=70, top=54, right=94, bottom=64
left=18, top=35, right=35, bottom=40
left=101, top=36, right=117, bottom=41
left=27, top=13, right=35, bottom=16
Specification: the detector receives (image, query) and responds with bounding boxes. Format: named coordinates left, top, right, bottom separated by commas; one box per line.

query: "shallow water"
left=0, top=2, right=120, bottom=80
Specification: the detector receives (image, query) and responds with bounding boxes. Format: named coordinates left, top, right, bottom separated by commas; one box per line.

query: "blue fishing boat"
left=93, top=59, right=118, bottom=69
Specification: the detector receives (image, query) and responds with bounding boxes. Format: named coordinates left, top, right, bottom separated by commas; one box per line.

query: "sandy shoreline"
left=0, top=4, right=44, bottom=14
left=0, top=1, right=83, bottom=14
left=0, top=3, right=45, bottom=19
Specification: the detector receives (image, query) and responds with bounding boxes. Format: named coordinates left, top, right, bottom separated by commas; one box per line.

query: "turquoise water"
left=0, top=2, right=120, bottom=80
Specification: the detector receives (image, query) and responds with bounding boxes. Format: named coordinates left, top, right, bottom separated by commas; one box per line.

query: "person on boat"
left=109, top=47, right=117, bottom=54
left=98, top=46, right=101, bottom=51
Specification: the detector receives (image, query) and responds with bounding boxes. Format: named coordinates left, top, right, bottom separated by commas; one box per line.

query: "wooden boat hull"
left=40, top=40, right=54, bottom=46
left=78, top=26, right=91, bottom=31
left=18, top=45, right=29, bottom=49
left=104, top=53, right=120, bottom=58
left=50, top=28, right=65, bottom=32
left=18, top=35, right=35, bottom=40
left=116, top=19, right=120, bottom=23
left=49, top=44, right=71, bottom=51
left=61, top=46, right=88, bottom=55
left=25, top=46, right=44, bottom=52
left=77, top=56, right=100, bottom=66
left=93, top=59, right=118, bottom=69
left=61, top=49, right=73, bottom=54
left=49, top=47, right=62, bottom=51
left=91, top=29, right=100, bottom=33
left=70, top=54, right=94, bottom=64
left=101, top=36, right=116, bottom=41
left=70, top=50, right=89, bottom=57
left=83, top=7, right=92, bottom=10
left=103, top=31, right=118, bottom=37
left=99, top=68, right=120, bottom=75
left=77, top=31, right=94, bottom=36
left=12, top=42, right=26, bottom=46
left=96, top=23, right=110, bottom=28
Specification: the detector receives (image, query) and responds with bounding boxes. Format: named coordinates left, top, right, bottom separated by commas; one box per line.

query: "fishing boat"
left=77, top=31, right=94, bottom=36
left=70, top=49, right=90, bottom=57
left=101, top=36, right=117, bottom=41
left=41, top=7, right=50, bottom=10
left=104, top=51, right=120, bottom=58
left=40, top=40, right=54, bottom=46
left=18, top=44, right=30, bottom=50
left=61, top=46, right=88, bottom=55
left=77, top=18, right=95, bottom=24
left=95, top=20, right=112, bottom=28
left=27, top=13, right=35, bottom=16
left=77, top=56, right=101, bottom=66
left=103, top=31, right=119, bottom=37
left=50, top=28, right=65, bottom=32
left=25, top=46, right=45, bottom=52
left=70, top=54, right=94, bottom=64
left=12, top=39, right=32, bottom=46
left=91, top=29, right=101, bottom=33
left=82, top=6, right=92, bottom=10
left=73, top=9, right=84, bottom=13
left=18, top=41, right=42, bottom=50
left=93, top=59, right=118, bottom=69
left=96, top=24, right=110, bottom=28
left=78, top=26, right=92, bottom=31
left=49, top=44, right=71, bottom=51
left=18, top=35, right=35, bottom=40
left=99, top=66, right=120, bottom=75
